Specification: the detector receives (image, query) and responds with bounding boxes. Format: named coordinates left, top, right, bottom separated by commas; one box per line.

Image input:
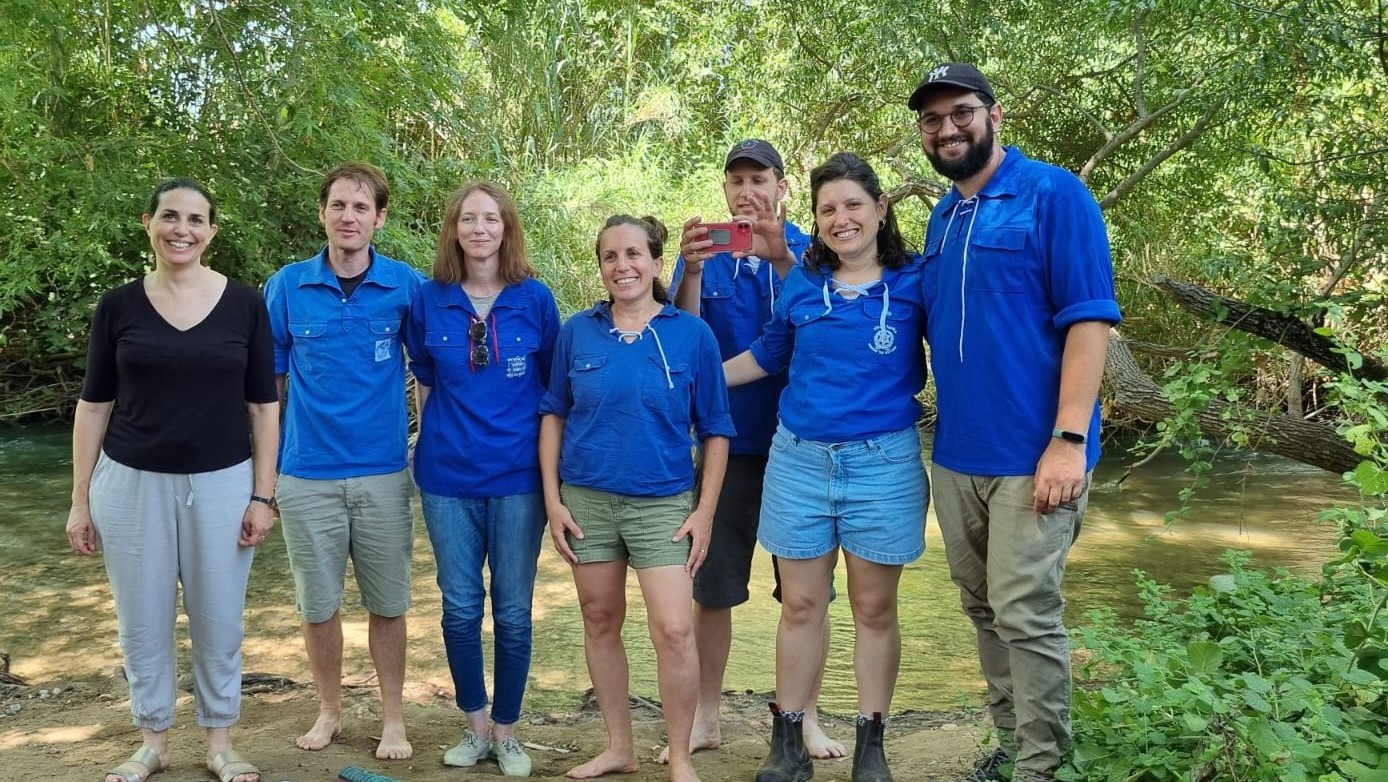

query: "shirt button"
left=585, top=363, right=592, bottom=368
left=341, top=298, right=347, bottom=303
left=304, top=329, right=311, bottom=335
left=442, top=336, right=449, bottom=341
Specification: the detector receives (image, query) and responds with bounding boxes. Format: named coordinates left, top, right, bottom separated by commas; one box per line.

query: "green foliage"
left=1060, top=550, right=1388, bottom=781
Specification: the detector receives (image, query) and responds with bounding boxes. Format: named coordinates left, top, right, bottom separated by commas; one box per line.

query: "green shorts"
left=560, top=484, right=693, bottom=570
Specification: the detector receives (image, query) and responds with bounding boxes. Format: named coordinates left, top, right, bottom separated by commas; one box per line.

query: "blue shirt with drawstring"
left=540, top=301, right=736, bottom=497
left=922, top=146, right=1122, bottom=476
left=405, top=277, right=561, bottom=498
left=264, top=247, right=425, bottom=479
left=748, top=256, right=928, bottom=443
left=669, top=222, right=811, bottom=455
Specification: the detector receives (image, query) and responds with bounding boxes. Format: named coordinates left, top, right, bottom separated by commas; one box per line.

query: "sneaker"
left=963, top=747, right=1011, bottom=781
left=443, top=729, right=487, bottom=767
left=490, top=737, right=533, bottom=777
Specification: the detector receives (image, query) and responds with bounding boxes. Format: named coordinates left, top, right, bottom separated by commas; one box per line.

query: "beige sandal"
left=206, top=749, right=260, bottom=782
left=105, top=746, right=166, bottom=782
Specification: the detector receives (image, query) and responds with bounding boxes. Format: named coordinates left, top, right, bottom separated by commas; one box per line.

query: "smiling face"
left=917, top=87, right=1001, bottom=183
left=142, top=187, right=218, bottom=267
left=812, top=178, right=887, bottom=266
left=597, top=223, right=663, bottom=305
left=456, top=190, right=505, bottom=266
left=319, top=178, right=386, bottom=255
left=723, top=161, right=787, bottom=217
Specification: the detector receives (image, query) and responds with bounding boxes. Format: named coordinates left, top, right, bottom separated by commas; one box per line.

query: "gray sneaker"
left=443, top=729, right=487, bottom=767
left=490, top=737, right=533, bottom=777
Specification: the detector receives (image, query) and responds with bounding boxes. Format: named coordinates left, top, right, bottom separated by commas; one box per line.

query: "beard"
left=925, top=121, right=995, bottom=182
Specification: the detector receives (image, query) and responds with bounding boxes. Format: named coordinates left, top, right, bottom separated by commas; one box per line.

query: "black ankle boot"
left=851, top=712, right=892, bottom=782
left=755, top=702, right=813, bottom=782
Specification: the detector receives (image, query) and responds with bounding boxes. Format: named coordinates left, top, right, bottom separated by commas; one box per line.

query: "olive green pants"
left=931, top=465, right=1090, bottom=782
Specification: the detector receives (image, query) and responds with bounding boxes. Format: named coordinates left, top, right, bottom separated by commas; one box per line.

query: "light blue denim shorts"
left=758, top=423, right=928, bottom=565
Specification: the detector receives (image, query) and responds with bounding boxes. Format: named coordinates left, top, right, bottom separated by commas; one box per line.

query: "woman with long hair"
left=405, top=182, right=561, bottom=777
left=724, top=153, right=929, bottom=782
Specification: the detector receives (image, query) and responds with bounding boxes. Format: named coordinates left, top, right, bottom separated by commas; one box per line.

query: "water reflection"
left=0, top=426, right=1354, bottom=713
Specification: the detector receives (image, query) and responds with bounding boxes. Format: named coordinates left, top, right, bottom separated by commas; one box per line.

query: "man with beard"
left=908, top=64, right=1121, bottom=782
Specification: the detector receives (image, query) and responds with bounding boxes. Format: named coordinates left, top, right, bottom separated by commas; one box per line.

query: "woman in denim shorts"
left=723, top=152, right=929, bottom=782
left=539, top=215, right=734, bottom=782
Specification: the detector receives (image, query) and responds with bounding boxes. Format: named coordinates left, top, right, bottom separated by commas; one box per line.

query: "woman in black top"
left=65, top=179, right=278, bottom=782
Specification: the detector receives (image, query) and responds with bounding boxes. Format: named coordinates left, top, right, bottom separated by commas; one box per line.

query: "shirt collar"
left=937, top=145, right=1027, bottom=215
left=302, top=245, right=399, bottom=289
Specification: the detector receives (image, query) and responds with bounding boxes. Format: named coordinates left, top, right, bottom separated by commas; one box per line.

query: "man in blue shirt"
left=909, top=64, right=1122, bottom=782
left=263, top=162, right=425, bottom=762
left=669, top=140, right=844, bottom=762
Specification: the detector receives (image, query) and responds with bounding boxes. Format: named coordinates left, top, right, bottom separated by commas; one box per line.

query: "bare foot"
left=104, top=746, right=170, bottom=782
left=656, top=722, right=721, bottom=764
left=295, top=710, right=341, bottom=751
left=565, top=749, right=640, bottom=779
left=374, top=719, right=413, bottom=760
left=669, top=758, right=702, bottom=782
left=805, top=720, right=846, bottom=759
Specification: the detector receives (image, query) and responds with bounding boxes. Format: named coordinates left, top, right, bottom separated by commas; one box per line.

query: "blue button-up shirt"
left=405, top=277, right=560, bottom=498
left=749, top=257, right=928, bottom=443
left=540, top=301, right=735, bottom=497
left=923, top=147, right=1122, bottom=475
left=669, top=222, right=811, bottom=455
left=264, top=247, right=425, bottom=479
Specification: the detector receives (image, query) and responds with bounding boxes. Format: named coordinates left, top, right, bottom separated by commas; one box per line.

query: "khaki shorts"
left=560, top=484, right=693, bottom=569
left=277, top=469, right=415, bottom=622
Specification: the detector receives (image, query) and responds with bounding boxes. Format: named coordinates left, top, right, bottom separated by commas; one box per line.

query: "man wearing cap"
left=908, top=64, right=1121, bottom=781
left=667, top=139, right=844, bottom=763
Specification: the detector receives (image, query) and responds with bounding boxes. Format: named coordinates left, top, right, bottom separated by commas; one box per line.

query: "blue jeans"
left=421, top=491, right=546, bottom=725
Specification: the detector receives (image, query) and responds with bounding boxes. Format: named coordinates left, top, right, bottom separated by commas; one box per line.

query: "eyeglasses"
left=468, top=318, right=490, bottom=369
left=916, top=105, right=989, bottom=134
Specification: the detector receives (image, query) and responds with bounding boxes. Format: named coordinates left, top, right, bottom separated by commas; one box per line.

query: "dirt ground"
left=0, top=673, right=986, bottom=782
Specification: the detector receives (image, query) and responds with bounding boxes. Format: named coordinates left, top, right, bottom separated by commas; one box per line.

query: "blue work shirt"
left=539, top=301, right=736, bottom=497
left=749, top=257, right=928, bottom=443
left=264, top=247, right=425, bottom=479
left=669, top=221, right=811, bottom=455
left=922, top=147, right=1122, bottom=476
left=405, top=277, right=560, bottom=498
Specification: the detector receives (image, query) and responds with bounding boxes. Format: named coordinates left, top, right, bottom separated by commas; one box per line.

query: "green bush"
left=1060, top=546, right=1388, bottom=782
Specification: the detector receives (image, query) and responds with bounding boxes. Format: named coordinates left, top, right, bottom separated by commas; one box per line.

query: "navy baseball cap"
left=908, top=63, right=996, bottom=110
left=724, top=139, right=785, bottom=173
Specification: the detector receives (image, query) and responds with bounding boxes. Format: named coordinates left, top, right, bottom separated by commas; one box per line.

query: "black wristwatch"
left=250, top=494, right=277, bottom=509
left=1052, top=428, right=1087, bottom=445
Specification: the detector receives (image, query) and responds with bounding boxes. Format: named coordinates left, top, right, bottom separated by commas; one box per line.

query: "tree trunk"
left=1105, top=331, right=1362, bottom=474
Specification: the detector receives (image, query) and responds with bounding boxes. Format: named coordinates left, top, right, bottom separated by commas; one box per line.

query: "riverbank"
left=0, top=671, right=987, bottom=781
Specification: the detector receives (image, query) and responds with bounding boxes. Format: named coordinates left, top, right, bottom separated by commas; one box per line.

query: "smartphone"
left=701, top=221, right=754, bottom=254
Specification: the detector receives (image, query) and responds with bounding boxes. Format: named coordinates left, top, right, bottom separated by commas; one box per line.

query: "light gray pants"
left=89, top=452, right=255, bottom=731
left=931, top=465, right=1089, bottom=782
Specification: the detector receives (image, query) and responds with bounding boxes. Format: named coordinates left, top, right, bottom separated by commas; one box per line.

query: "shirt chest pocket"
left=861, top=296, right=920, bottom=356
left=570, top=354, right=609, bottom=408
left=499, top=332, right=541, bottom=379
left=968, top=228, right=1031, bottom=294
left=641, top=354, right=691, bottom=411
left=369, top=319, right=402, bottom=362
left=787, top=303, right=832, bottom=354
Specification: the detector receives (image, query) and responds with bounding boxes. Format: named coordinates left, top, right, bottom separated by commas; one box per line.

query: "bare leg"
left=369, top=612, right=412, bottom=760
left=297, top=613, right=344, bottom=751
left=804, top=617, right=846, bottom=758
left=773, top=555, right=836, bottom=712
left=658, top=602, right=727, bottom=764
left=844, top=553, right=904, bottom=715
left=566, top=560, right=640, bottom=780
left=637, top=565, right=702, bottom=782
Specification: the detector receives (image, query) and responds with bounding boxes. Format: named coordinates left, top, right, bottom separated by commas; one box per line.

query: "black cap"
left=724, top=139, right=784, bottom=173
left=908, top=62, right=996, bottom=111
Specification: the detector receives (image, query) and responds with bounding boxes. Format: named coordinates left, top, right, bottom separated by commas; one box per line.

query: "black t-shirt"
left=80, top=278, right=278, bottom=474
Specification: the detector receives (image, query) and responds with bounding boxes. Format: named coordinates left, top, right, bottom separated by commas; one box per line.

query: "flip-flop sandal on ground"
left=105, top=746, right=166, bottom=782
left=206, top=750, right=260, bottom=782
